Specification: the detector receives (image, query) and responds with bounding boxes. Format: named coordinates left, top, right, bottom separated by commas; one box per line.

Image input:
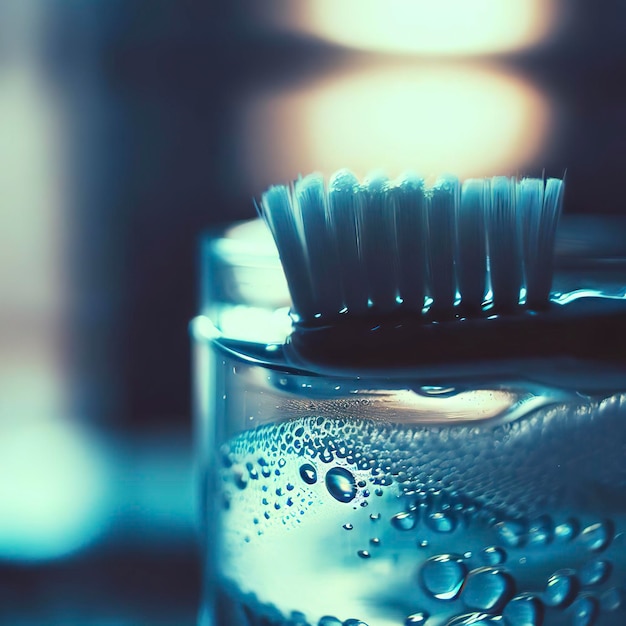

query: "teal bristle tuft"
left=259, top=170, right=565, bottom=325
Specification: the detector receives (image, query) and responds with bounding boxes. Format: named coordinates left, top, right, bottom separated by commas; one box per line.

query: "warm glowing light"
left=240, top=62, right=552, bottom=190
left=259, top=0, right=561, bottom=56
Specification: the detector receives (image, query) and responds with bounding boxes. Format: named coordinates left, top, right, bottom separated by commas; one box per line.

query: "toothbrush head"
left=260, top=171, right=564, bottom=326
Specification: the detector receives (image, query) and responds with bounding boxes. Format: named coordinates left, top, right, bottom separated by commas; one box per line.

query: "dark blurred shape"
left=0, top=544, right=199, bottom=625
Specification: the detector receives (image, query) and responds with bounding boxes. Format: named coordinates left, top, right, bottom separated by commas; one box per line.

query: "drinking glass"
left=193, top=217, right=626, bottom=626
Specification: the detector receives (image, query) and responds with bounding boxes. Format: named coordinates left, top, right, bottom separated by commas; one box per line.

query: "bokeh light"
left=239, top=62, right=553, bottom=191
left=0, top=414, right=109, bottom=561
left=257, top=0, right=562, bottom=56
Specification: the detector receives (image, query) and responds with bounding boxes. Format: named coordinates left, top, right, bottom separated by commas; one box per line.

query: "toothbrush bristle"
left=488, top=176, right=523, bottom=312
left=361, top=174, right=398, bottom=314
left=260, top=184, right=314, bottom=320
left=457, top=178, right=488, bottom=313
left=259, top=170, right=564, bottom=324
left=328, top=170, right=369, bottom=316
left=393, top=174, right=427, bottom=313
left=523, top=177, right=564, bottom=309
left=427, top=175, right=459, bottom=317
left=295, top=173, right=341, bottom=318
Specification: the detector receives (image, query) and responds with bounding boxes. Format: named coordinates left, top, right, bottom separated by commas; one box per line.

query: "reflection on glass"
left=239, top=62, right=552, bottom=190
left=258, top=0, right=562, bottom=56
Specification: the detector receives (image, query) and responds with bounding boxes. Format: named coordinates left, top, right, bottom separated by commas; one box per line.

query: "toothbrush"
left=258, top=171, right=626, bottom=391
left=260, top=170, right=563, bottom=323
left=207, top=172, right=626, bottom=626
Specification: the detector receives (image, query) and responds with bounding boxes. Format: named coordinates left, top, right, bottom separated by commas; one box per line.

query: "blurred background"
left=1, top=0, right=625, bottom=623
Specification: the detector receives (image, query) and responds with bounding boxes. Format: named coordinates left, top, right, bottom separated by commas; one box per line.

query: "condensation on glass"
left=193, top=217, right=626, bottom=626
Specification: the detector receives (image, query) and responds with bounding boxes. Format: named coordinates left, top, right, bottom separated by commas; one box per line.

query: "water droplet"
left=571, top=594, right=599, bottom=626
left=405, top=612, right=429, bottom=625
left=391, top=511, right=418, bottom=531
left=299, top=463, right=317, bottom=485
left=232, top=465, right=248, bottom=490
left=580, top=559, right=612, bottom=586
left=343, top=620, right=368, bottom=626
left=418, top=539, right=429, bottom=548
left=343, top=523, right=354, bottom=531
left=494, top=520, right=527, bottom=548
left=555, top=519, right=579, bottom=542
left=320, top=449, right=334, bottom=463
left=445, top=614, right=502, bottom=625
left=482, top=546, right=507, bottom=566
left=278, top=458, right=286, bottom=468
left=357, top=550, right=371, bottom=559
left=502, top=594, right=544, bottom=626
left=317, top=615, right=341, bottom=626
left=370, top=513, right=381, bottom=521
left=527, top=515, right=554, bottom=546
left=370, top=537, right=381, bottom=547
left=543, top=569, right=579, bottom=608
left=426, top=510, right=458, bottom=533
left=325, top=467, right=357, bottom=503
left=318, top=617, right=342, bottom=626
left=600, top=587, right=625, bottom=611
left=462, top=567, right=515, bottom=612
left=579, top=520, right=614, bottom=553
left=288, top=610, right=309, bottom=626
left=420, top=554, right=467, bottom=601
